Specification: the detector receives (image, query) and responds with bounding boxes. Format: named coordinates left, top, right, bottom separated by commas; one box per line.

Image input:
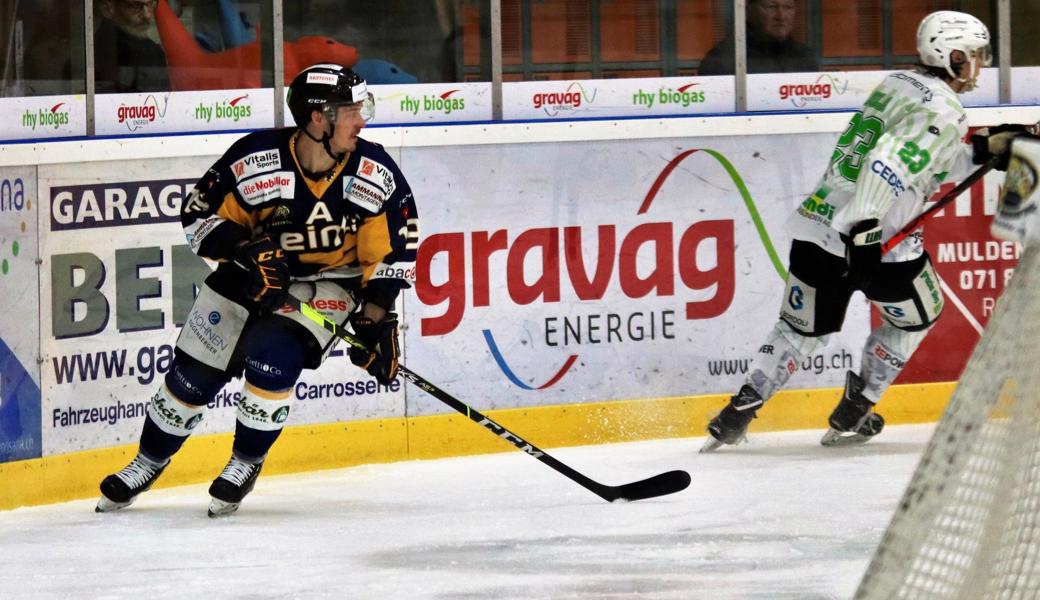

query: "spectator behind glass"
left=698, top=0, right=819, bottom=75
left=94, top=0, right=171, bottom=92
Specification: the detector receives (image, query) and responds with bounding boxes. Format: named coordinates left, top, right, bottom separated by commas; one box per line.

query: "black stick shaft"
left=286, top=296, right=690, bottom=502
left=882, top=156, right=998, bottom=254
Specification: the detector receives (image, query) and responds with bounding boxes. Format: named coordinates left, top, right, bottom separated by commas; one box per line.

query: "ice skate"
left=96, top=454, right=170, bottom=512
left=820, top=371, right=885, bottom=447
left=701, top=385, right=764, bottom=453
left=207, top=453, right=264, bottom=517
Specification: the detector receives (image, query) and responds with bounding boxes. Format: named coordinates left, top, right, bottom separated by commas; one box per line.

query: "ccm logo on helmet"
left=872, top=344, right=906, bottom=369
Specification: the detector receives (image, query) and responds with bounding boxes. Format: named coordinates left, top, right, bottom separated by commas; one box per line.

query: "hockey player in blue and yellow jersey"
left=96, top=64, right=420, bottom=516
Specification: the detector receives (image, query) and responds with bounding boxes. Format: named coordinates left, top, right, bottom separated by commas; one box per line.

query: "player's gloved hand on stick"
left=972, top=124, right=1033, bottom=171
left=349, top=311, right=400, bottom=385
left=234, top=235, right=290, bottom=312
left=842, top=219, right=883, bottom=290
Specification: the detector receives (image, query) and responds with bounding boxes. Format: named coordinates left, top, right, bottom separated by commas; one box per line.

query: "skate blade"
left=699, top=436, right=725, bottom=453
left=208, top=498, right=241, bottom=518
left=95, top=495, right=134, bottom=513
left=820, top=428, right=874, bottom=447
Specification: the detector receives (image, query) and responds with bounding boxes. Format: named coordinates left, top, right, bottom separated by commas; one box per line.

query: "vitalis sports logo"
left=532, top=82, right=598, bottom=117
left=415, top=149, right=788, bottom=389
left=194, top=94, right=253, bottom=123
left=117, top=95, right=169, bottom=131
left=20, top=102, right=71, bottom=131
left=780, top=74, right=850, bottom=108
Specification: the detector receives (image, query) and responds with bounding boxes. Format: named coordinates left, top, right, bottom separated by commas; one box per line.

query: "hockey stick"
left=881, top=155, right=999, bottom=254
left=286, top=296, right=692, bottom=502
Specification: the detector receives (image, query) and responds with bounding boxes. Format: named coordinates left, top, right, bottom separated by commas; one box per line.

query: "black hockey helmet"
left=287, top=64, right=374, bottom=127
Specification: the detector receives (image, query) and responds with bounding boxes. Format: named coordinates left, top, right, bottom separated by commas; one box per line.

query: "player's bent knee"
left=165, top=354, right=231, bottom=406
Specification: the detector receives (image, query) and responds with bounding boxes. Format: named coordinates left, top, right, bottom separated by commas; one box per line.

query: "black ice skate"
left=701, top=385, right=764, bottom=453
left=96, top=454, right=170, bottom=512
left=820, top=371, right=885, bottom=447
left=207, top=453, right=264, bottom=517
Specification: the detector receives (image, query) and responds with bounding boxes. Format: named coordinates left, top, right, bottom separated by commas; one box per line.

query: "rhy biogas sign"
left=414, top=148, right=783, bottom=390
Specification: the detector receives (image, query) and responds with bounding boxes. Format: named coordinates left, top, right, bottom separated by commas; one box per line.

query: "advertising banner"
left=0, top=167, right=41, bottom=462
left=0, top=95, right=85, bottom=142
left=400, top=134, right=872, bottom=416
left=37, top=154, right=405, bottom=456
left=369, top=82, right=493, bottom=124
left=1012, top=66, right=1040, bottom=104
left=94, top=89, right=276, bottom=136
left=746, top=69, right=999, bottom=112
left=502, top=76, right=735, bottom=120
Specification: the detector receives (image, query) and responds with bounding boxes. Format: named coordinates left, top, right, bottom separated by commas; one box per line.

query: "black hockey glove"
left=348, top=312, right=400, bottom=385
left=841, top=219, right=883, bottom=290
left=234, top=235, right=290, bottom=313
left=972, top=124, right=1032, bottom=171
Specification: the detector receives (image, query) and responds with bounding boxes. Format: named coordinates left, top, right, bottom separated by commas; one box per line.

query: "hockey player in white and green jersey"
left=703, top=10, right=1022, bottom=451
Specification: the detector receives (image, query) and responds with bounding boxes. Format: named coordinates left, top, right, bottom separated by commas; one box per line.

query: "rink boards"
left=1, top=108, right=1035, bottom=509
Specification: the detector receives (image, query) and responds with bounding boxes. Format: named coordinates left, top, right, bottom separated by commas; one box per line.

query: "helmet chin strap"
left=301, top=121, right=344, bottom=162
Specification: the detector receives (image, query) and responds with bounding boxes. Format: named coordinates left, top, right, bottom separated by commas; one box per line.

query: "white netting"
left=856, top=245, right=1040, bottom=600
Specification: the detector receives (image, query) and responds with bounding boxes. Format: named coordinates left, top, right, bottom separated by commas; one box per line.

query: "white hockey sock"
left=858, top=323, right=929, bottom=403
left=745, top=320, right=824, bottom=400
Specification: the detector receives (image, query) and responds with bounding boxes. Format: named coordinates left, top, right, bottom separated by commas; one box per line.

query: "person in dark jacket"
left=699, top=0, right=819, bottom=75
left=94, top=0, right=170, bottom=92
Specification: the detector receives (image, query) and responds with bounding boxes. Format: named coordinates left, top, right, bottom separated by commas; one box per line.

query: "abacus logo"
left=0, top=177, right=28, bottom=276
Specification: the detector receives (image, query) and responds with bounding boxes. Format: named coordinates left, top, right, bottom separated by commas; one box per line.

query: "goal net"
left=855, top=244, right=1040, bottom=599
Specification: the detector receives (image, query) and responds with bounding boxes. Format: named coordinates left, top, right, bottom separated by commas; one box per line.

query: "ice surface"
left=0, top=425, right=933, bottom=599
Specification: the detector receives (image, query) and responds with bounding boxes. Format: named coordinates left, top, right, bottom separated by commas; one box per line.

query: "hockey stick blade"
left=593, top=469, right=692, bottom=503
left=287, top=296, right=692, bottom=503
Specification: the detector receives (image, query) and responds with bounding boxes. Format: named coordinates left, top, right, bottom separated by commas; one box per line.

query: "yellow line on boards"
left=0, top=382, right=953, bottom=510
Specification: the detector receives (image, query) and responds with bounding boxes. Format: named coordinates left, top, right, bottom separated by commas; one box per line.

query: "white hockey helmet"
left=917, top=11, right=991, bottom=91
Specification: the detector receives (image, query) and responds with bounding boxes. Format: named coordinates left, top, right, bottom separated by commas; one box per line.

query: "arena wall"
left=1, top=106, right=1035, bottom=509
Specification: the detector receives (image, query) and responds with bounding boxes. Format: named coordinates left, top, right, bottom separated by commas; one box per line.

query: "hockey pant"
left=744, top=240, right=943, bottom=404
left=138, top=274, right=357, bottom=463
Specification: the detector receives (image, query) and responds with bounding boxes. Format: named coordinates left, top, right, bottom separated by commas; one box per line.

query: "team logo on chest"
left=279, top=201, right=354, bottom=252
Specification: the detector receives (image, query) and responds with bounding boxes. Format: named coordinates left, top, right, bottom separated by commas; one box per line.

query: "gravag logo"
left=788, top=285, right=804, bottom=310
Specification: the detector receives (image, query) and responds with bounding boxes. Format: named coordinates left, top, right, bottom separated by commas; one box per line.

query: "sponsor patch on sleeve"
left=370, top=261, right=417, bottom=284
left=344, top=176, right=387, bottom=213
left=237, top=171, right=296, bottom=206
left=230, top=149, right=282, bottom=182
left=357, top=157, right=397, bottom=196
